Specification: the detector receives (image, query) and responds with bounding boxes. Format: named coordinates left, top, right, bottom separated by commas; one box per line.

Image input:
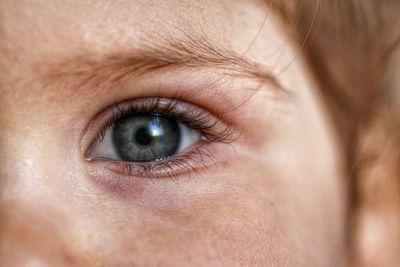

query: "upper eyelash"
left=97, top=97, right=237, bottom=144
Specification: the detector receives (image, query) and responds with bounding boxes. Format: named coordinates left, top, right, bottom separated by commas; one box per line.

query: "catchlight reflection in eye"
left=91, top=113, right=201, bottom=163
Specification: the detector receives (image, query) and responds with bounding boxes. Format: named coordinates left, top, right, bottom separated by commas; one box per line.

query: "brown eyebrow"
left=35, top=33, right=283, bottom=94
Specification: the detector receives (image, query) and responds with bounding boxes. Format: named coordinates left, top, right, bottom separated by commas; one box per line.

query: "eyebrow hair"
left=35, top=33, right=283, bottom=94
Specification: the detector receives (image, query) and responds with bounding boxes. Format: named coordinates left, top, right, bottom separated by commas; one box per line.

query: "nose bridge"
left=0, top=94, right=82, bottom=267
left=0, top=125, right=63, bottom=266
left=0, top=71, right=69, bottom=184
left=0, top=17, right=93, bottom=263
left=0, top=149, right=89, bottom=267
left=0, top=106, right=46, bottom=194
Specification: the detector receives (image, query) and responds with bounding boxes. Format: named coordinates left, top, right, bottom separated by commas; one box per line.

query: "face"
left=0, top=0, right=348, bottom=266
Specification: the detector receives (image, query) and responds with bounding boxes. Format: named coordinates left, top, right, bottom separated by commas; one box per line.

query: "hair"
left=269, top=0, right=400, bottom=265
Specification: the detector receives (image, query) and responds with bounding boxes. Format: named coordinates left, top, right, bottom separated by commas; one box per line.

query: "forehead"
left=0, top=0, right=295, bottom=121
left=0, top=0, right=270, bottom=61
left=0, top=0, right=293, bottom=107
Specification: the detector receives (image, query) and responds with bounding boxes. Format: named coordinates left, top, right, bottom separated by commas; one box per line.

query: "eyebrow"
left=36, top=33, right=282, bottom=94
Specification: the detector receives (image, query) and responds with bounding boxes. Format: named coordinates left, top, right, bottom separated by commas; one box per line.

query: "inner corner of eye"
left=89, top=114, right=202, bottom=163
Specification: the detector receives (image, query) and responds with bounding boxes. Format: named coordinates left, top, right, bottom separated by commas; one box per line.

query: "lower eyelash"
left=105, top=145, right=218, bottom=179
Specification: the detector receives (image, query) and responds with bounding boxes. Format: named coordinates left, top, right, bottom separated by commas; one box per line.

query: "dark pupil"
left=112, top=114, right=181, bottom=162
left=135, top=127, right=154, bottom=146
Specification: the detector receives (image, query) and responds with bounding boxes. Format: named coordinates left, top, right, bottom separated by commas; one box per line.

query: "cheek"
left=67, top=180, right=289, bottom=266
left=73, top=165, right=345, bottom=267
left=58, top=145, right=346, bottom=267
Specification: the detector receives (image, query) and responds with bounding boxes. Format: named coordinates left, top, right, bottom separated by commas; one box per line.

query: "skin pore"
left=1, top=0, right=351, bottom=266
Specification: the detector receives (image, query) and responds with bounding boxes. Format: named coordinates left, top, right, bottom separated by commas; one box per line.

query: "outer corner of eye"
left=88, top=113, right=202, bottom=163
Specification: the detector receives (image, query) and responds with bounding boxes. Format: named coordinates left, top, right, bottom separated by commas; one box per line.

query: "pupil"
left=135, top=127, right=154, bottom=146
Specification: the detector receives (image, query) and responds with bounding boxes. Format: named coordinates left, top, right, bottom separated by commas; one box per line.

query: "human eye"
left=84, top=97, right=236, bottom=179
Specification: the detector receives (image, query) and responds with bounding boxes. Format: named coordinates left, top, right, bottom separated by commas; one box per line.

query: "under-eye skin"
left=85, top=97, right=236, bottom=179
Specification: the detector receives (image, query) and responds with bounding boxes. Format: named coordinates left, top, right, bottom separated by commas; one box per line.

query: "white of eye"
left=90, top=121, right=201, bottom=161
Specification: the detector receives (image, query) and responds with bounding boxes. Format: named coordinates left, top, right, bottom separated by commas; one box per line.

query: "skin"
left=0, top=0, right=349, bottom=266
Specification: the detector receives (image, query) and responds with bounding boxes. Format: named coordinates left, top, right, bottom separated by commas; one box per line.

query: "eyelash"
left=87, top=97, right=236, bottom=179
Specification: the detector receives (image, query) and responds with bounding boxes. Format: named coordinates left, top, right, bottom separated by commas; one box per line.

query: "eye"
left=91, top=113, right=201, bottom=162
left=84, top=98, right=236, bottom=178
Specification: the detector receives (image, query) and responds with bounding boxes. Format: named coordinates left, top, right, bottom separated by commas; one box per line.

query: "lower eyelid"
left=86, top=142, right=219, bottom=179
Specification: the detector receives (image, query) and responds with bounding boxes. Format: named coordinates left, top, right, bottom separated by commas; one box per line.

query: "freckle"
left=220, top=160, right=231, bottom=168
left=63, top=251, right=77, bottom=265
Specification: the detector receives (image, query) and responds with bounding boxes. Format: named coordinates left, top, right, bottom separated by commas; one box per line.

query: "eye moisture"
left=112, top=114, right=181, bottom=162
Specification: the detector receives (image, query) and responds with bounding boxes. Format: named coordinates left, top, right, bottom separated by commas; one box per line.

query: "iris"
left=112, top=115, right=181, bottom=162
